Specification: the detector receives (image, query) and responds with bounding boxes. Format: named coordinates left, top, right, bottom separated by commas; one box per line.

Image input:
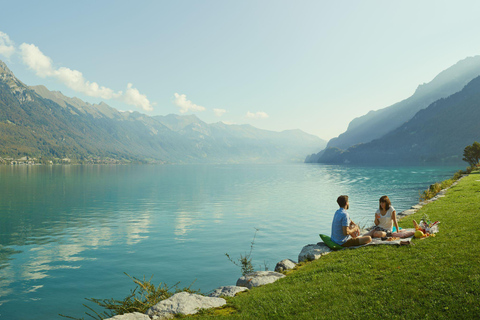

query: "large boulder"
left=146, top=292, right=226, bottom=319
left=209, top=286, right=248, bottom=297
left=274, top=259, right=297, bottom=272
left=298, top=243, right=331, bottom=262
left=104, top=313, right=150, bottom=320
left=236, top=271, right=285, bottom=289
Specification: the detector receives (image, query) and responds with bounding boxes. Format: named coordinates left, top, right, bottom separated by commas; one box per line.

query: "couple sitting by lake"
left=331, top=195, right=400, bottom=247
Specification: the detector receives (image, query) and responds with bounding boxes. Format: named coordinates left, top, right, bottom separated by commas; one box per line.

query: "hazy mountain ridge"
left=315, top=74, right=480, bottom=165
left=324, top=55, right=480, bottom=151
left=155, top=114, right=325, bottom=163
left=0, top=60, right=325, bottom=163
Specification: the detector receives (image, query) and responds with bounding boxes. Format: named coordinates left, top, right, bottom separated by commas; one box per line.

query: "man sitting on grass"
left=331, top=195, right=372, bottom=247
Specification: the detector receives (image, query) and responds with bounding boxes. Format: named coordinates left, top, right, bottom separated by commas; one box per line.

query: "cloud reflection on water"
left=0, top=208, right=154, bottom=301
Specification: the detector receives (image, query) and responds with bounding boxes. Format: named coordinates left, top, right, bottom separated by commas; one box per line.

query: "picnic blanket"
left=348, top=228, right=416, bottom=249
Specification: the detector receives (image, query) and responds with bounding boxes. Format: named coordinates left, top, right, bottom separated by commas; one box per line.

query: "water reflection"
left=0, top=165, right=158, bottom=308
left=125, top=211, right=153, bottom=246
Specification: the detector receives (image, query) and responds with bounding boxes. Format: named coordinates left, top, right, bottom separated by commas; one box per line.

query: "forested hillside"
left=316, top=75, right=480, bottom=165
left=328, top=56, right=480, bottom=150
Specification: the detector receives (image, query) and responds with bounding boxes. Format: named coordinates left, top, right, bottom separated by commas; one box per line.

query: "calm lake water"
left=0, top=164, right=461, bottom=319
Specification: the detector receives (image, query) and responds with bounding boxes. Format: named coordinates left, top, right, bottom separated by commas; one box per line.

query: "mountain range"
left=306, top=55, right=480, bottom=165
left=0, top=60, right=326, bottom=164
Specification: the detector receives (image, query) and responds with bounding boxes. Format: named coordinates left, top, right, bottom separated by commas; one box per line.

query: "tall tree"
left=462, top=141, right=480, bottom=167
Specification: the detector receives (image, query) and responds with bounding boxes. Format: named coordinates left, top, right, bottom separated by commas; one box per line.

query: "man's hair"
left=379, top=195, right=391, bottom=210
left=337, top=195, right=349, bottom=208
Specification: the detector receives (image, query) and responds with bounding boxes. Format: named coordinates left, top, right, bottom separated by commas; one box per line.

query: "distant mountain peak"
left=29, top=84, right=123, bottom=119
left=413, top=55, right=480, bottom=96
left=154, top=113, right=204, bottom=131
left=0, top=59, right=35, bottom=103
left=0, top=60, right=14, bottom=76
left=165, top=113, right=201, bottom=121
left=316, top=73, right=480, bottom=165
left=324, top=55, right=480, bottom=151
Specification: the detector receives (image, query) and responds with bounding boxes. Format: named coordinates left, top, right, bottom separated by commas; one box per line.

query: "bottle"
left=430, top=221, right=440, bottom=228
left=413, top=220, right=419, bottom=230
left=430, top=221, right=440, bottom=233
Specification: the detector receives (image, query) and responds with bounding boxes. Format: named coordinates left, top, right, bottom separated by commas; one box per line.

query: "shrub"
left=60, top=273, right=199, bottom=320
left=225, top=228, right=259, bottom=276
left=419, top=172, right=463, bottom=201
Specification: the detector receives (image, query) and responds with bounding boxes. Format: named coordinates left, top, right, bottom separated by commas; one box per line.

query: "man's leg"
left=341, top=236, right=372, bottom=247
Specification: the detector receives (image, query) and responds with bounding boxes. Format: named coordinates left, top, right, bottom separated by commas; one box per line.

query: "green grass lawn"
left=191, top=172, right=480, bottom=319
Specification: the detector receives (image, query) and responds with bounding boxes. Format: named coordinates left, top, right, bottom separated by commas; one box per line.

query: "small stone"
left=236, top=271, right=285, bottom=289
left=209, top=286, right=248, bottom=297
left=298, top=243, right=331, bottom=262
left=274, top=259, right=297, bottom=272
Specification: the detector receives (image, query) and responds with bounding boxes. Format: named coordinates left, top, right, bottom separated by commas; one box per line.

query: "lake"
left=0, top=164, right=461, bottom=319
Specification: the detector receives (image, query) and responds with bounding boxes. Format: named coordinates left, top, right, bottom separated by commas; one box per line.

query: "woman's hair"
left=379, top=195, right=391, bottom=210
left=337, top=195, right=349, bottom=208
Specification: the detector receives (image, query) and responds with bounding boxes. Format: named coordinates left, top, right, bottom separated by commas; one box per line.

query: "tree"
left=462, top=141, right=480, bottom=167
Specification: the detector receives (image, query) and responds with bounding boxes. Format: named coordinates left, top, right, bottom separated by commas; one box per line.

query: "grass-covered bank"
left=191, top=172, right=480, bottom=319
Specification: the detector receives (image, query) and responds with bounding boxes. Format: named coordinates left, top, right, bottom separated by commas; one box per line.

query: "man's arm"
left=342, top=224, right=359, bottom=237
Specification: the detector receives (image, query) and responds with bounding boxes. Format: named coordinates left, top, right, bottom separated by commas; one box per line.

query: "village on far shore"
left=0, top=156, right=125, bottom=165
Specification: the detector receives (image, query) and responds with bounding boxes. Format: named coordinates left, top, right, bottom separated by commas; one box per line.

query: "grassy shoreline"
left=190, top=171, right=480, bottom=319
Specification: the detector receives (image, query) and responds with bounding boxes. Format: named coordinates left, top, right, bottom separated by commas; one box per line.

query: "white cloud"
left=19, top=43, right=116, bottom=99
left=0, top=31, right=15, bottom=59
left=19, top=43, right=55, bottom=77
left=55, top=66, right=119, bottom=100
left=12, top=39, right=153, bottom=111
left=213, top=108, right=226, bottom=117
left=246, top=111, right=269, bottom=119
left=122, top=83, right=153, bottom=111
left=173, top=93, right=205, bottom=113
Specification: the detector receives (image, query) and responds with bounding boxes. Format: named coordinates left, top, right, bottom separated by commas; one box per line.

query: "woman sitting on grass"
left=366, top=195, right=400, bottom=238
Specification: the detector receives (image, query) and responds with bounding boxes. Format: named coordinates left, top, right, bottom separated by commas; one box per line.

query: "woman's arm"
left=392, top=210, right=400, bottom=233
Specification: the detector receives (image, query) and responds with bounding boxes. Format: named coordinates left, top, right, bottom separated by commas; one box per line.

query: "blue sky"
left=1, top=0, right=480, bottom=140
